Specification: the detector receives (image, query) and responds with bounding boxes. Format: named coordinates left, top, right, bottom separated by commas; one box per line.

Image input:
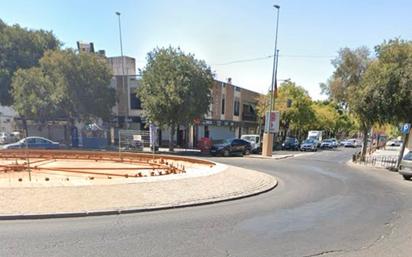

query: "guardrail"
left=353, top=152, right=398, bottom=169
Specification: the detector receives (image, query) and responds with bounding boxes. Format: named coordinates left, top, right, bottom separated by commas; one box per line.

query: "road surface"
left=1, top=148, right=411, bottom=257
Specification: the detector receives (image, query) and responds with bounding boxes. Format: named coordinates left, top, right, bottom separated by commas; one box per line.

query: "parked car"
left=282, top=137, right=300, bottom=150
left=300, top=139, right=317, bottom=152
left=340, top=139, right=355, bottom=148
left=2, top=136, right=60, bottom=149
left=210, top=138, right=252, bottom=157
left=399, top=151, right=412, bottom=180
left=241, top=134, right=261, bottom=153
left=320, top=139, right=334, bottom=149
left=386, top=139, right=403, bottom=147
left=330, top=138, right=338, bottom=148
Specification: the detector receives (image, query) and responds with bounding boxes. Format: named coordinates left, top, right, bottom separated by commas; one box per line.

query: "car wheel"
left=402, top=175, right=412, bottom=181
left=244, top=149, right=251, bottom=155
left=223, top=149, right=230, bottom=157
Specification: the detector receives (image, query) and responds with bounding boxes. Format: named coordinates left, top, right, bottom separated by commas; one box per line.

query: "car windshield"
left=404, top=151, right=412, bottom=161
left=323, top=139, right=332, bottom=142
left=242, top=136, right=256, bottom=142
left=285, top=137, right=296, bottom=142
left=303, top=140, right=313, bottom=144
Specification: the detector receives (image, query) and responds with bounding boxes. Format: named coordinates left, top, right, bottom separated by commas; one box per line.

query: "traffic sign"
left=401, top=123, right=411, bottom=134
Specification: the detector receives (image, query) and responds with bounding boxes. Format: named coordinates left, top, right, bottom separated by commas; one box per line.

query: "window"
left=130, top=93, right=142, bottom=110
left=221, top=96, right=225, bottom=115
left=234, top=98, right=240, bottom=116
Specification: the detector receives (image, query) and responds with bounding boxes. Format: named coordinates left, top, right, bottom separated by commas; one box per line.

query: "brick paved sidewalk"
left=0, top=166, right=276, bottom=218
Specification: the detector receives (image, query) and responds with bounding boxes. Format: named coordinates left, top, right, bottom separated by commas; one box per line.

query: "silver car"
left=399, top=151, right=412, bottom=180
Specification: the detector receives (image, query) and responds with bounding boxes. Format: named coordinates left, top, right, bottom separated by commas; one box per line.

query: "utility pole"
left=262, top=4, right=280, bottom=157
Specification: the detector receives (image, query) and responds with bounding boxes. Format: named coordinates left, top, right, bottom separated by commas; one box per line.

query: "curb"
left=0, top=178, right=278, bottom=220
left=247, top=154, right=294, bottom=160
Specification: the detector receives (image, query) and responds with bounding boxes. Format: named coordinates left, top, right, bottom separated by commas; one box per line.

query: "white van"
left=241, top=134, right=261, bottom=153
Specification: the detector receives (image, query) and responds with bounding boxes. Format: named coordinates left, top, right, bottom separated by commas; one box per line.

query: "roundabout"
left=0, top=149, right=276, bottom=218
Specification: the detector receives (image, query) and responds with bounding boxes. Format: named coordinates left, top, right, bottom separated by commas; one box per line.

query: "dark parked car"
left=281, top=137, right=300, bottom=150
left=2, top=136, right=60, bottom=149
left=399, top=151, right=412, bottom=180
left=210, top=138, right=252, bottom=157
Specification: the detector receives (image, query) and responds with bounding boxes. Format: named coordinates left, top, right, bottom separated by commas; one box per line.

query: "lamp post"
left=115, top=11, right=129, bottom=129
left=269, top=5, right=280, bottom=111
left=262, top=4, right=281, bottom=157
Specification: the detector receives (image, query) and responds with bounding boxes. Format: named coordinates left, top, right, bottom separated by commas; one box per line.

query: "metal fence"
left=353, top=153, right=398, bottom=169
left=118, top=129, right=150, bottom=151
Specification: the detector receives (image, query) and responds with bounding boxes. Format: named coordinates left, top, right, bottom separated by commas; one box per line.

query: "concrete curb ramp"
left=0, top=166, right=277, bottom=220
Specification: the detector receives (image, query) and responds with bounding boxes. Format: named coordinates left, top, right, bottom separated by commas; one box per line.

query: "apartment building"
left=192, top=78, right=261, bottom=144
left=107, top=56, right=146, bottom=131
left=161, top=78, right=262, bottom=148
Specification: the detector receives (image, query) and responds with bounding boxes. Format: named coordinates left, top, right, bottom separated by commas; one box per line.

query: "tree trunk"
left=21, top=116, right=28, bottom=138
left=169, top=123, right=175, bottom=152
left=360, top=127, right=369, bottom=161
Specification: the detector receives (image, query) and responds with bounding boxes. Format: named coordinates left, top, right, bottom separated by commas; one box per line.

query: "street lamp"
left=115, top=11, right=129, bottom=129
left=262, top=4, right=281, bottom=157
left=269, top=4, right=280, bottom=111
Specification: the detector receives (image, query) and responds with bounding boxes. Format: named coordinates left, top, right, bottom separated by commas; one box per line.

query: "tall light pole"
left=262, top=4, right=281, bottom=157
left=269, top=4, right=280, bottom=111
left=115, top=11, right=128, bottom=129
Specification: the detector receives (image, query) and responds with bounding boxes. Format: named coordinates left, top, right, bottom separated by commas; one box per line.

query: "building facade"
left=0, top=106, right=17, bottom=133
left=191, top=78, right=260, bottom=146
left=160, top=78, right=261, bottom=148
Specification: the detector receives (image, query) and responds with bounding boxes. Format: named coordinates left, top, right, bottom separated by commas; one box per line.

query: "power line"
left=213, top=54, right=337, bottom=66
left=214, top=55, right=273, bottom=66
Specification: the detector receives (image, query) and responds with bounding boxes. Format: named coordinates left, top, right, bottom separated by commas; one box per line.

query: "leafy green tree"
left=138, top=47, right=214, bottom=151
left=366, top=39, right=412, bottom=165
left=11, top=68, right=59, bottom=122
left=322, top=47, right=375, bottom=158
left=275, top=81, right=315, bottom=140
left=38, top=50, right=115, bottom=122
left=373, top=39, right=412, bottom=124
left=0, top=19, right=59, bottom=105
left=12, top=49, right=115, bottom=137
left=329, top=47, right=371, bottom=104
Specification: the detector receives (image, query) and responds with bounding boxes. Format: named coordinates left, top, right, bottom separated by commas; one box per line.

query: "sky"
left=1, top=0, right=411, bottom=100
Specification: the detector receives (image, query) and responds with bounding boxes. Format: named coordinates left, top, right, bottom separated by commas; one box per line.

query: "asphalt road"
left=1, top=148, right=412, bottom=257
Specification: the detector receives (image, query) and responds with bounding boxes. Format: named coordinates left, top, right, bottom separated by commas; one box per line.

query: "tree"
left=38, top=50, right=115, bottom=122
left=373, top=39, right=412, bottom=124
left=255, top=80, right=316, bottom=140
left=0, top=19, right=60, bottom=105
left=367, top=39, right=412, bottom=166
left=138, top=47, right=214, bottom=151
left=12, top=49, right=115, bottom=137
left=11, top=67, right=59, bottom=122
left=329, top=47, right=371, bottom=104
left=323, top=47, right=374, bottom=159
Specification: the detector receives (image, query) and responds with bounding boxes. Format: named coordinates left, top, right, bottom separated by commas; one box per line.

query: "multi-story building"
left=160, top=78, right=262, bottom=148
left=107, top=56, right=144, bottom=129
left=190, top=78, right=261, bottom=146
left=106, top=55, right=261, bottom=148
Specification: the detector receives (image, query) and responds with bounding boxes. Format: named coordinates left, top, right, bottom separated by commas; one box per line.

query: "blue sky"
left=1, top=0, right=411, bottom=99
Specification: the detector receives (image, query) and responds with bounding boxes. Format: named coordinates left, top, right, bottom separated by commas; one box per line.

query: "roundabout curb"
left=0, top=178, right=277, bottom=220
